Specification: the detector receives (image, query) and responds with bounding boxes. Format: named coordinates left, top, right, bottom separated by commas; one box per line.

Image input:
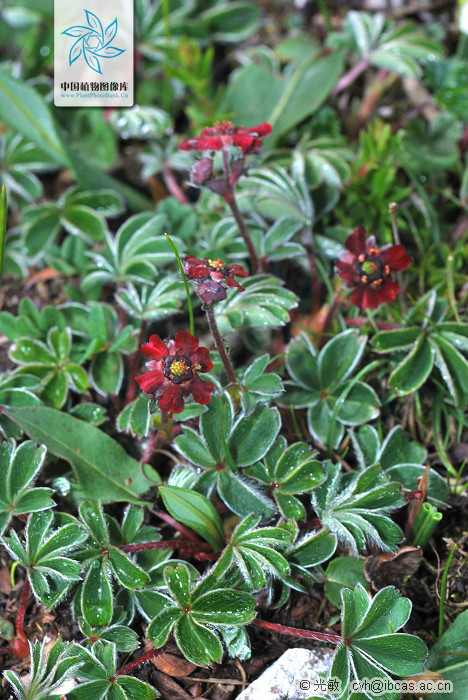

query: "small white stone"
left=236, top=647, right=334, bottom=700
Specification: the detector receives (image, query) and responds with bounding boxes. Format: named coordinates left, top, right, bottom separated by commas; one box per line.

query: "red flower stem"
left=125, top=320, right=148, bottom=405
left=119, top=539, right=212, bottom=553
left=331, top=57, right=370, bottom=96
left=321, top=285, right=343, bottom=341
left=222, top=151, right=259, bottom=273
left=162, top=165, right=189, bottom=204
left=142, top=430, right=159, bottom=463
left=252, top=618, right=342, bottom=644
left=345, top=318, right=401, bottom=330
left=151, top=508, right=202, bottom=542
left=205, top=306, right=237, bottom=385
left=16, top=577, right=30, bottom=641
left=305, top=241, right=320, bottom=314
left=114, top=646, right=162, bottom=678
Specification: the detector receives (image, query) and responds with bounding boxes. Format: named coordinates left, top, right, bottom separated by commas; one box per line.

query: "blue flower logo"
left=62, top=9, right=125, bottom=75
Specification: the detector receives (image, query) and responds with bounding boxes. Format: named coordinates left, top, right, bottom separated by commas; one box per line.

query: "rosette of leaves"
left=146, top=563, right=256, bottom=665
left=350, top=425, right=449, bottom=508
left=0, top=439, right=53, bottom=536
left=73, top=501, right=150, bottom=628
left=245, top=436, right=325, bottom=519
left=21, top=186, right=123, bottom=259
left=331, top=10, right=442, bottom=79
left=214, top=274, right=298, bottom=335
left=4, top=638, right=83, bottom=700
left=116, top=277, right=187, bottom=323
left=280, top=331, right=380, bottom=449
left=69, top=640, right=157, bottom=700
left=0, top=372, right=41, bottom=439
left=2, top=510, right=87, bottom=608
left=372, top=295, right=468, bottom=407
left=82, top=212, right=185, bottom=291
left=328, top=584, right=427, bottom=700
left=9, top=327, right=89, bottom=409
left=212, top=514, right=293, bottom=590
left=174, top=394, right=281, bottom=519
left=0, top=298, right=78, bottom=342
left=311, top=462, right=405, bottom=553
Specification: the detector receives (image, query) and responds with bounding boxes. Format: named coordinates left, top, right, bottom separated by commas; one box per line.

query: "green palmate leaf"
left=147, top=564, right=255, bottom=666
left=0, top=439, right=53, bottom=536
left=426, top=610, right=468, bottom=700
left=311, top=463, right=404, bottom=553
left=159, top=485, right=225, bottom=551
left=117, top=394, right=151, bottom=437
left=213, top=514, right=293, bottom=590
left=222, top=48, right=343, bottom=142
left=3, top=406, right=158, bottom=503
left=214, top=275, right=298, bottom=334
left=245, top=436, right=325, bottom=520
left=4, top=638, right=83, bottom=700
left=329, top=584, right=427, bottom=700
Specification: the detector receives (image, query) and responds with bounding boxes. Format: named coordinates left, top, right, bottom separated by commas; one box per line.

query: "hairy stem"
left=205, top=306, right=237, bottom=384
left=16, top=577, right=30, bottom=640
left=222, top=150, right=259, bottom=273
left=114, top=647, right=162, bottom=678
left=162, top=165, right=189, bottom=204
left=252, top=618, right=342, bottom=644
left=331, top=57, right=370, bottom=96
left=119, top=539, right=212, bottom=553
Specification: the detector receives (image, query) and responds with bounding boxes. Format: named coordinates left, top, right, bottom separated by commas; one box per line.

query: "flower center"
left=163, top=355, right=194, bottom=384
left=356, top=253, right=390, bottom=286
left=170, top=360, right=188, bottom=376
left=208, top=258, right=224, bottom=270
left=213, top=120, right=234, bottom=134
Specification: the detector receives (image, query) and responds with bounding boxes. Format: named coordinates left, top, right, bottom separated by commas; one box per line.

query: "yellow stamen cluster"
left=208, top=259, right=224, bottom=270
left=170, top=360, right=187, bottom=377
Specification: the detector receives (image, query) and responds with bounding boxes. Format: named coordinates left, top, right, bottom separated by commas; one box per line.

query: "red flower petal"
left=381, top=245, right=411, bottom=271
left=225, top=277, right=245, bottom=290
left=232, top=133, right=255, bottom=152
left=195, top=135, right=224, bottom=150
left=174, top=330, right=199, bottom=355
left=141, top=335, right=168, bottom=361
left=190, top=375, right=214, bottom=405
left=228, top=264, right=248, bottom=278
left=245, top=123, right=272, bottom=137
left=191, top=347, right=213, bottom=373
left=136, top=368, right=166, bottom=394
left=360, top=287, right=382, bottom=309
left=179, top=138, right=198, bottom=151
left=336, top=260, right=356, bottom=285
left=378, top=280, right=401, bottom=303
left=345, top=226, right=367, bottom=255
left=158, top=384, right=185, bottom=414
left=349, top=287, right=365, bottom=308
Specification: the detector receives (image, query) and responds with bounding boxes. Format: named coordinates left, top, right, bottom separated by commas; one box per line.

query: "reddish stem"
left=151, top=508, right=202, bottom=542
left=206, top=306, right=237, bottom=385
left=125, top=320, right=147, bottom=405
left=221, top=151, right=259, bottom=274
left=345, top=318, right=401, bottom=330
left=114, top=647, right=162, bottom=679
left=162, top=165, right=189, bottom=204
left=331, top=57, right=370, bottom=96
left=252, top=618, right=342, bottom=644
left=119, top=539, right=212, bottom=553
left=16, top=577, right=30, bottom=641
left=142, top=430, right=159, bottom=464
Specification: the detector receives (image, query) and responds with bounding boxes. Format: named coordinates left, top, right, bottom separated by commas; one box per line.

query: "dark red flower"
left=136, top=331, right=214, bottom=414
left=179, top=121, right=272, bottom=154
left=183, top=255, right=248, bottom=307
left=336, top=226, right=411, bottom=309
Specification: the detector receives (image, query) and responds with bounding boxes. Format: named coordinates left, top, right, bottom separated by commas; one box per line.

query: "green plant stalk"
left=438, top=543, right=457, bottom=638
left=165, top=233, right=194, bottom=335
left=409, top=502, right=442, bottom=548
left=0, top=185, right=7, bottom=286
